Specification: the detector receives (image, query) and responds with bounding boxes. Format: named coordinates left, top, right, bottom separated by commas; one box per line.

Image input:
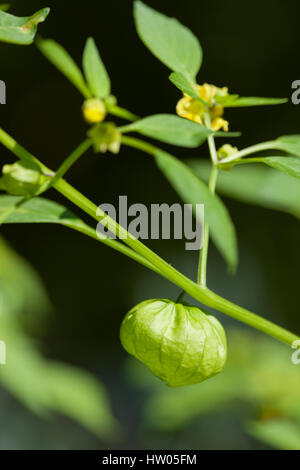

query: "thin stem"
left=197, top=165, right=218, bottom=286
left=51, top=139, right=92, bottom=186
left=220, top=141, right=276, bottom=165
left=65, top=220, right=161, bottom=275
left=0, top=127, right=299, bottom=346
left=107, top=104, right=139, bottom=122
left=176, top=291, right=186, bottom=303
left=204, top=113, right=219, bottom=166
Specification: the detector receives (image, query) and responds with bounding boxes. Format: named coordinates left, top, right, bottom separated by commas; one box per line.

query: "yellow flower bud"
left=82, top=98, right=106, bottom=124
left=217, top=144, right=238, bottom=160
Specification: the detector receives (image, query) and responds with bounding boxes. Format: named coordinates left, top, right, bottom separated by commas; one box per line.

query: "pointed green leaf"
left=134, top=1, right=202, bottom=78
left=37, top=38, right=91, bottom=98
left=187, top=159, right=300, bottom=219
left=216, top=95, right=287, bottom=107
left=258, top=156, right=300, bottom=180
left=44, top=362, right=120, bottom=438
left=273, top=135, right=300, bottom=157
left=0, top=320, right=119, bottom=438
left=82, top=37, right=111, bottom=99
left=155, top=151, right=238, bottom=270
left=169, top=72, right=206, bottom=104
left=0, top=195, right=89, bottom=230
left=0, top=7, right=49, bottom=44
left=121, top=114, right=212, bottom=147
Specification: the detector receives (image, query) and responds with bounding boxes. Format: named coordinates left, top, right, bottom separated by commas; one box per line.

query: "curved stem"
left=0, top=127, right=298, bottom=346
left=197, top=165, right=218, bottom=286
left=66, top=220, right=161, bottom=275
left=220, top=141, right=276, bottom=165
left=107, top=104, right=139, bottom=122
left=51, top=139, right=92, bottom=186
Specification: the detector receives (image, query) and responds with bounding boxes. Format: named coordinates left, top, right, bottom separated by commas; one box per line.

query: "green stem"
left=107, top=104, right=139, bottom=122
left=220, top=141, right=276, bottom=165
left=197, top=165, right=218, bottom=286
left=66, top=220, right=161, bottom=275
left=51, top=139, right=92, bottom=186
left=0, top=127, right=298, bottom=346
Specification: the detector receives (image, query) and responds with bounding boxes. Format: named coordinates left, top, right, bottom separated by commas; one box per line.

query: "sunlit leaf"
left=273, top=135, right=300, bottom=157
left=0, top=237, right=50, bottom=327
left=121, top=114, right=212, bottom=147
left=216, top=95, right=287, bottom=107
left=0, top=319, right=119, bottom=438
left=134, top=1, right=202, bottom=79
left=255, top=156, right=300, bottom=180
left=0, top=195, right=89, bottom=229
left=169, top=72, right=206, bottom=104
left=37, top=38, right=91, bottom=98
left=155, top=151, right=238, bottom=270
left=187, top=159, right=300, bottom=219
left=0, top=7, right=49, bottom=45
left=44, top=362, right=120, bottom=438
left=82, top=37, right=111, bottom=99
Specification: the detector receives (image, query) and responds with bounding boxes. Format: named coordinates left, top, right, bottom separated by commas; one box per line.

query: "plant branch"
left=197, top=164, right=218, bottom=286
left=220, top=141, right=276, bottom=165
left=0, top=127, right=299, bottom=346
left=50, top=139, right=93, bottom=186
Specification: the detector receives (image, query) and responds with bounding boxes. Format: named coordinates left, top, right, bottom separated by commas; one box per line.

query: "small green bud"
left=217, top=144, right=238, bottom=160
left=120, top=299, right=227, bottom=387
left=105, top=95, right=117, bottom=107
left=88, top=122, right=121, bottom=154
left=0, top=160, right=46, bottom=196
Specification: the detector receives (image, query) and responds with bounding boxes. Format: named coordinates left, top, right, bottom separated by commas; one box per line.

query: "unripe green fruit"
left=120, top=299, right=227, bottom=387
left=0, top=161, right=46, bottom=196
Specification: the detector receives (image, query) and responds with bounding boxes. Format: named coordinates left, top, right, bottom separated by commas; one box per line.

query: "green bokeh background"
left=0, top=0, right=300, bottom=449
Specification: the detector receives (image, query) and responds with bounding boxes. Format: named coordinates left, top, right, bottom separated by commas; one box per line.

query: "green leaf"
left=0, top=236, right=50, bottom=326
left=121, top=114, right=212, bottom=147
left=257, top=156, right=300, bottom=180
left=37, top=38, right=91, bottom=98
left=134, top=1, right=202, bottom=79
left=216, top=95, right=287, bottom=107
left=169, top=72, right=206, bottom=104
left=82, top=37, right=111, bottom=99
left=273, top=135, right=300, bottom=157
left=0, top=7, right=49, bottom=44
left=248, top=420, right=300, bottom=450
left=155, top=151, right=238, bottom=270
left=0, top=320, right=119, bottom=438
left=0, top=195, right=89, bottom=230
left=187, top=159, right=300, bottom=219
left=44, top=362, right=120, bottom=438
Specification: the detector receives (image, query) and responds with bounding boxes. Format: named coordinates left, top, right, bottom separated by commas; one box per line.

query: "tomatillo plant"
left=0, top=2, right=299, bottom=387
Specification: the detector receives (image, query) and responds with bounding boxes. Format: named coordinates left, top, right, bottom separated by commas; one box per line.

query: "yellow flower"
left=82, top=98, right=106, bottom=124
left=176, top=83, right=229, bottom=132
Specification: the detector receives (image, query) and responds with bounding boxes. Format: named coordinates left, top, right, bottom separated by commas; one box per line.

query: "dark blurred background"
left=0, top=0, right=300, bottom=449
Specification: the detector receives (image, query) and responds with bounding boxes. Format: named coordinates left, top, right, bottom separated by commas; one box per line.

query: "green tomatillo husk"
left=120, top=299, right=227, bottom=387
